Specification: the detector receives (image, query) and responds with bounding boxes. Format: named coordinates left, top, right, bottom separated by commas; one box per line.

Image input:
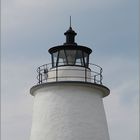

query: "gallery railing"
left=36, top=63, right=103, bottom=85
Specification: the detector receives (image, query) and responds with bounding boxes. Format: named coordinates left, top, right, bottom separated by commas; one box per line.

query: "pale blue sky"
left=1, top=0, right=139, bottom=140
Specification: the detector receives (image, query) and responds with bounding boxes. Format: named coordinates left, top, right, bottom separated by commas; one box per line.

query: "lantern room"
left=49, top=26, right=92, bottom=68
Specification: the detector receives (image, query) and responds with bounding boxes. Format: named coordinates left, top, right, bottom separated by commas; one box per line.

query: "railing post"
left=38, top=68, right=42, bottom=84
left=100, top=68, right=103, bottom=84
left=40, top=73, right=42, bottom=83
left=56, top=66, right=58, bottom=82
left=94, top=75, right=96, bottom=83
left=85, top=67, right=87, bottom=82
left=44, top=69, right=48, bottom=82
left=38, top=67, right=41, bottom=84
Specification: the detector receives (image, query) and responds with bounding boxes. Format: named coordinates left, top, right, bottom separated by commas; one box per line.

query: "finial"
left=64, top=16, right=77, bottom=45
left=70, top=16, right=72, bottom=28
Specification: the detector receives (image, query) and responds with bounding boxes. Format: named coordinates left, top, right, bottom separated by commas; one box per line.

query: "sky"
left=1, top=0, right=139, bottom=140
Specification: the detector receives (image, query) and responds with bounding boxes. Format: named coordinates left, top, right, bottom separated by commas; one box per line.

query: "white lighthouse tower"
left=30, top=24, right=110, bottom=140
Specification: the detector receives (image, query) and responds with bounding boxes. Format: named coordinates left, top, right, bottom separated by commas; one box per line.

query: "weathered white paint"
left=30, top=83, right=110, bottom=140
left=47, top=66, right=91, bottom=82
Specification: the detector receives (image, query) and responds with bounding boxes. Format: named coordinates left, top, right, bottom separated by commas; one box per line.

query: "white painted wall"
left=47, top=66, right=91, bottom=82
left=30, top=83, right=110, bottom=140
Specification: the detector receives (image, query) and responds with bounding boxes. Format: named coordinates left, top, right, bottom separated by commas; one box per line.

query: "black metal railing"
left=36, top=63, right=103, bottom=85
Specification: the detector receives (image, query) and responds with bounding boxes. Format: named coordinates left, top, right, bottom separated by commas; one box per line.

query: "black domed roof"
left=64, top=27, right=77, bottom=36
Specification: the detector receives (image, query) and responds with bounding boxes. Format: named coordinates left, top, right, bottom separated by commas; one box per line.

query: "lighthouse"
left=30, top=24, right=110, bottom=140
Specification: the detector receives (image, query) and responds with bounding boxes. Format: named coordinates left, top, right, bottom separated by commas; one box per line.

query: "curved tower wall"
left=30, top=82, right=110, bottom=140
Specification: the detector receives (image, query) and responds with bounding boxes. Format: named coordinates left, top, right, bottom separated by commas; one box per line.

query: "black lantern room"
left=49, top=26, right=92, bottom=68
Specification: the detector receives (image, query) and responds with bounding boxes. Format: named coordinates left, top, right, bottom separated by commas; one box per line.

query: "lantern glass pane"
left=52, top=51, right=58, bottom=67
left=65, top=50, right=77, bottom=65
left=83, top=52, right=89, bottom=67
left=58, top=50, right=67, bottom=65
left=75, top=50, right=84, bottom=66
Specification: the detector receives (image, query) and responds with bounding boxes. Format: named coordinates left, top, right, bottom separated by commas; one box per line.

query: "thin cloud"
left=2, top=0, right=124, bottom=30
